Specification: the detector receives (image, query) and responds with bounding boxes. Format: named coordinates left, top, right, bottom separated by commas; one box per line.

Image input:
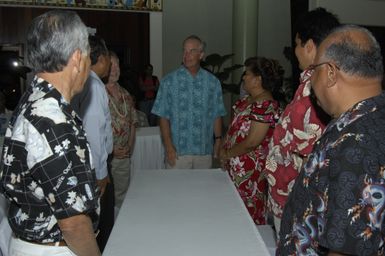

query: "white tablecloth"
left=0, top=194, right=11, bottom=256
left=104, top=169, right=273, bottom=256
left=131, top=126, right=165, bottom=172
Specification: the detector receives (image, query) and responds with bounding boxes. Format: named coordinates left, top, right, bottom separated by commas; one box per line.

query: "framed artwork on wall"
left=0, top=0, right=162, bottom=11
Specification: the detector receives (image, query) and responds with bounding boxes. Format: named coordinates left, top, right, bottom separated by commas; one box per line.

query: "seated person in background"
left=105, top=51, right=138, bottom=211
left=278, top=24, right=385, bottom=256
left=0, top=10, right=101, bottom=255
left=219, top=57, right=283, bottom=225
left=138, top=64, right=159, bottom=126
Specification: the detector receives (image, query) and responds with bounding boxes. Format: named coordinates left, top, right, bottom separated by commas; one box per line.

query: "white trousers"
left=166, top=155, right=212, bottom=169
left=111, top=157, right=131, bottom=209
left=9, top=236, right=76, bottom=256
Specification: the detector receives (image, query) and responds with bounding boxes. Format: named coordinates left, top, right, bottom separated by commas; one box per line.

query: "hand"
left=218, top=147, right=226, bottom=161
left=165, top=145, right=177, bottom=167
left=213, top=139, right=221, bottom=159
left=113, top=146, right=130, bottom=159
left=97, top=176, right=110, bottom=197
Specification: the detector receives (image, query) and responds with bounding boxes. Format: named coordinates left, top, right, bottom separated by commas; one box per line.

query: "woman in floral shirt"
left=219, top=57, right=283, bottom=224
left=105, top=52, right=138, bottom=210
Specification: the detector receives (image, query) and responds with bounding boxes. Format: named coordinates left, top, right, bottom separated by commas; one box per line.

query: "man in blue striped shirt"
left=152, top=35, right=226, bottom=169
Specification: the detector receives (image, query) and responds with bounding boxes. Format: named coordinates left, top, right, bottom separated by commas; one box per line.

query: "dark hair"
left=26, top=10, right=89, bottom=73
left=295, top=7, right=340, bottom=47
left=324, top=25, right=383, bottom=79
left=89, top=35, right=109, bottom=65
left=244, top=57, right=284, bottom=99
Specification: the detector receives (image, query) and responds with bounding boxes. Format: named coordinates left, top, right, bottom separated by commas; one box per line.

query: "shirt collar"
left=326, top=91, right=385, bottom=133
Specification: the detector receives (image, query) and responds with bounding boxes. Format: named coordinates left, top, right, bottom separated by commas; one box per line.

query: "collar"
left=326, top=91, right=385, bottom=133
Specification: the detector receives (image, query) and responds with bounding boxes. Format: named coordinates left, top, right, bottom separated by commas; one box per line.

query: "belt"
left=17, top=236, right=67, bottom=247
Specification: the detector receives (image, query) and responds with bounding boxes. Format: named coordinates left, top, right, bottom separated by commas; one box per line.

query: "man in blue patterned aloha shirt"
left=0, top=10, right=101, bottom=256
left=277, top=25, right=385, bottom=255
left=152, top=35, right=226, bottom=169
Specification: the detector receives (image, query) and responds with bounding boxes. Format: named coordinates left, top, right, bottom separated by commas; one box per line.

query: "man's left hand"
left=97, top=176, right=110, bottom=197
left=213, top=139, right=222, bottom=159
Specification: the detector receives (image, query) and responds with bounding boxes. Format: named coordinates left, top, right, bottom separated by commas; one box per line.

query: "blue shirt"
left=152, top=66, right=226, bottom=155
left=71, top=71, right=113, bottom=180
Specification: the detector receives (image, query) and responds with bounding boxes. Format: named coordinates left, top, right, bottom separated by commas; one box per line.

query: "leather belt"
left=17, top=236, right=67, bottom=247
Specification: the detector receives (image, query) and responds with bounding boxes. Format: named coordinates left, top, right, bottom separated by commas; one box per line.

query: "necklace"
left=107, top=83, right=128, bottom=118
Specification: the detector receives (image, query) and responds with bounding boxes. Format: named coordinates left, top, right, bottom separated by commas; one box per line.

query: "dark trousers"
left=96, top=177, right=115, bottom=252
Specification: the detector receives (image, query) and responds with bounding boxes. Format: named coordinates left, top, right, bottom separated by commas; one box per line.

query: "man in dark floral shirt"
left=0, top=10, right=101, bottom=256
left=278, top=25, right=385, bottom=255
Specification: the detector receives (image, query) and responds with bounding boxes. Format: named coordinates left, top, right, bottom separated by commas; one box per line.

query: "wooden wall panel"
left=0, top=6, right=149, bottom=72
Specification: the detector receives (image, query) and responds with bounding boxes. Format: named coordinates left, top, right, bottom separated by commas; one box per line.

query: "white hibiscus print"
left=54, top=144, right=64, bottom=156
left=65, top=191, right=77, bottom=205
left=30, top=98, right=67, bottom=124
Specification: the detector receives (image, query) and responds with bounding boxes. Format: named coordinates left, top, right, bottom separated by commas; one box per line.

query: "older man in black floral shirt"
left=278, top=25, right=385, bottom=255
left=0, top=10, right=101, bottom=256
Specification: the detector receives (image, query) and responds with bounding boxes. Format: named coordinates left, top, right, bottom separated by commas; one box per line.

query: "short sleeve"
left=151, top=78, right=170, bottom=118
left=249, top=100, right=279, bottom=125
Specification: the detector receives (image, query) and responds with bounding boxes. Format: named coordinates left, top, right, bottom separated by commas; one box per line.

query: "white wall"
left=309, top=0, right=385, bottom=26
left=149, top=12, right=163, bottom=79
left=161, top=0, right=233, bottom=77
left=257, top=0, right=292, bottom=78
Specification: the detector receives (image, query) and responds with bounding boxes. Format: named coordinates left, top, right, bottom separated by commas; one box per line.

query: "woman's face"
left=242, top=68, right=259, bottom=93
left=108, top=56, right=120, bottom=83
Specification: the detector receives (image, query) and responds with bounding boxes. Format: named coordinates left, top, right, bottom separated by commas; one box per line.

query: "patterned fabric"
left=107, top=84, right=138, bottom=148
left=278, top=92, right=385, bottom=255
left=136, top=110, right=149, bottom=127
left=223, top=97, right=280, bottom=225
left=264, top=69, right=327, bottom=218
left=152, top=66, right=226, bottom=155
left=0, top=77, right=99, bottom=243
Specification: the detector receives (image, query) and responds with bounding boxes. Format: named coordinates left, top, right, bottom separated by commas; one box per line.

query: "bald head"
left=320, top=25, right=383, bottom=80
left=310, top=25, right=383, bottom=118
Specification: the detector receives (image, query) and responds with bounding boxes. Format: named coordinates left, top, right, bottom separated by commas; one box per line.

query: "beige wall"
left=161, top=0, right=233, bottom=77
left=257, top=0, right=292, bottom=78
left=309, top=0, right=385, bottom=26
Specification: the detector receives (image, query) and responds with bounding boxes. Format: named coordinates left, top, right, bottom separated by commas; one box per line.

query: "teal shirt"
left=152, top=66, right=226, bottom=155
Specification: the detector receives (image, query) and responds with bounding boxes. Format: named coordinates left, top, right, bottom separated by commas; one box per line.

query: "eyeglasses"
left=308, top=62, right=340, bottom=72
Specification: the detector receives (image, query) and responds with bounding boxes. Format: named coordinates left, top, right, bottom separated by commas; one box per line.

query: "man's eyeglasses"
left=308, top=62, right=340, bottom=72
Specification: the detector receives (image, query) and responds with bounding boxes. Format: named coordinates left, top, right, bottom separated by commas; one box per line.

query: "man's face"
left=99, top=54, right=111, bottom=79
left=182, top=39, right=203, bottom=71
left=309, top=44, right=333, bottom=115
left=295, top=34, right=314, bottom=71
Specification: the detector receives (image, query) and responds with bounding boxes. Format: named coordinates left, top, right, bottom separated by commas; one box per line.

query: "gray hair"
left=183, top=35, right=206, bottom=52
left=26, top=10, right=89, bottom=73
left=323, top=24, right=383, bottom=79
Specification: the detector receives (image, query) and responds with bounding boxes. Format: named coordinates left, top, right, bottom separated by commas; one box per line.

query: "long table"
left=103, top=169, right=272, bottom=256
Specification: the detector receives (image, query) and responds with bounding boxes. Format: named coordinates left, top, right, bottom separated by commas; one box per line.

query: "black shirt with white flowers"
left=0, top=77, right=99, bottom=243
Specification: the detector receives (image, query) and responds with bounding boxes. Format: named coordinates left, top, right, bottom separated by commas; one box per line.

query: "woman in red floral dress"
left=219, top=57, right=283, bottom=225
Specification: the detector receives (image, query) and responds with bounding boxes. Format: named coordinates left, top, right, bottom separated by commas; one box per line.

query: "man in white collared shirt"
left=71, top=35, right=113, bottom=252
